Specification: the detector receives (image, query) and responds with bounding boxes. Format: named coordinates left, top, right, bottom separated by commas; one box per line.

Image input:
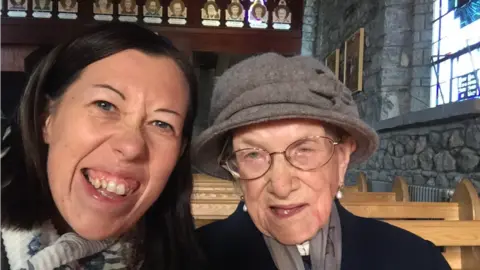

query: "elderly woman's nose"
left=267, top=155, right=296, bottom=198
left=110, top=126, right=148, bottom=161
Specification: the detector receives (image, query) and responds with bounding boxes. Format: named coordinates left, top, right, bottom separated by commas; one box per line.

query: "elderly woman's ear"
left=335, top=136, right=357, bottom=172
left=329, top=135, right=356, bottom=191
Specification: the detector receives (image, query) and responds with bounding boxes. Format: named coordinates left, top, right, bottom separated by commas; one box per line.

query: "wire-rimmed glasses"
left=220, top=136, right=340, bottom=180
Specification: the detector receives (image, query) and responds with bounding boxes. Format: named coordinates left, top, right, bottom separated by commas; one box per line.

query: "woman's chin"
left=72, top=224, right=123, bottom=241
left=272, top=229, right=317, bottom=245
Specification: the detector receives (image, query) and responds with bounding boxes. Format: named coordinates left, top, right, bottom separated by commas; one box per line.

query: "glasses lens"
left=226, top=148, right=270, bottom=180
left=286, top=137, right=334, bottom=170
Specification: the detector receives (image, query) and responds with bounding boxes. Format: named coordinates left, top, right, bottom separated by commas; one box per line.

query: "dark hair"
left=1, top=22, right=199, bottom=270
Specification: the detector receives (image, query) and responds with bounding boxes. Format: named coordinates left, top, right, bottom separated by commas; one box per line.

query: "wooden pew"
left=341, top=173, right=409, bottom=202
left=343, top=171, right=368, bottom=192
left=192, top=177, right=480, bottom=269
left=342, top=179, right=480, bottom=270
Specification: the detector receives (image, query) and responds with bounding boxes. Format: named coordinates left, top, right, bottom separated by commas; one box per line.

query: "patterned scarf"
left=263, top=202, right=342, bottom=270
left=1, top=220, right=144, bottom=270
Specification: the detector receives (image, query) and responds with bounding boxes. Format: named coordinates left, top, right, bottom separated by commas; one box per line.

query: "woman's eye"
left=152, top=120, right=174, bottom=131
left=94, top=101, right=115, bottom=112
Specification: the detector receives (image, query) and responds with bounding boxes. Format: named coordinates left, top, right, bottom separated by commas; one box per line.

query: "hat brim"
left=192, top=103, right=379, bottom=180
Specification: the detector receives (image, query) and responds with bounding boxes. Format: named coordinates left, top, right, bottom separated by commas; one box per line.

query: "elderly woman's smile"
left=269, top=203, right=307, bottom=218
left=232, top=119, right=354, bottom=245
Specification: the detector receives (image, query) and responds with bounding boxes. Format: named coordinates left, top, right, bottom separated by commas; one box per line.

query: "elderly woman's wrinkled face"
left=232, top=119, right=355, bottom=245
left=43, top=49, right=189, bottom=240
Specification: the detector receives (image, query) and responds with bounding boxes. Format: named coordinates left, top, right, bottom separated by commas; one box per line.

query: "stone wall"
left=346, top=116, right=480, bottom=192
left=410, top=0, right=434, bottom=111
left=301, top=0, right=319, bottom=56
left=314, top=0, right=435, bottom=125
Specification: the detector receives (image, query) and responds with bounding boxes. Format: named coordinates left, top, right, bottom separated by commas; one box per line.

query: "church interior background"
left=1, top=0, right=479, bottom=196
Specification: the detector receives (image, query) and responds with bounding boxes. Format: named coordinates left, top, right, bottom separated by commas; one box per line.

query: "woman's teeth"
left=88, top=177, right=126, bottom=196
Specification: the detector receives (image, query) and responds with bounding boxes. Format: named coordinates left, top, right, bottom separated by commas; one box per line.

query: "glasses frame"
left=219, top=135, right=340, bottom=180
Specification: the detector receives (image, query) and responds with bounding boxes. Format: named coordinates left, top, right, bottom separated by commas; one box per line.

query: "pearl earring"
left=240, top=195, right=247, bottom=212
left=336, top=186, right=344, bottom=199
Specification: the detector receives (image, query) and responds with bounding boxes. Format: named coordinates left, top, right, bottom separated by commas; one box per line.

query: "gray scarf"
left=263, top=203, right=342, bottom=270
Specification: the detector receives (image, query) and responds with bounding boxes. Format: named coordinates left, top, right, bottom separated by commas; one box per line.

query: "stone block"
left=400, top=51, right=410, bottom=67
left=414, top=41, right=431, bottom=49
left=393, top=156, right=402, bottom=169
left=423, top=49, right=433, bottom=65
left=412, top=78, right=422, bottom=86
left=302, top=24, right=314, bottom=33
left=385, top=0, right=414, bottom=6
left=414, top=4, right=428, bottom=14
left=434, top=151, right=456, bottom=172
left=458, top=148, right=480, bottom=172
left=303, top=15, right=317, bottom=25
left=412, top=66, right=431, bottom=78
left=415, top=136, right=427, bottom=153
left=382, top=47, right=402, bottom=66
left=448, top=130, right=465, bottom=148
left=465, top=124, right=480, bottom=149
left=413, top=14, right=425, bottom=30
left=419, top=147, right=435, bottom=170
left=303, top=7, right=317, bottom=17
left=302, top=31, right=315, bottom=41
left=412, top=49, right=423, bottom=66
left=442, top=130, right=451, bottom=148
left=381, top=67, right=411, bottom=86
left=435, top=173, right=449, bottom=188
left=421, top=171, right=437, bottom=177
left=384, top=155, right=394, bottom=169
left=379, top=139, right=388, bottom=150
left=421, top=78, right=431, bottom=86
left=304, top=0, right=317, bottom=8
left=414, top=31, right=421, bottom=42
left=421, top=30, right=432, bottom=42
left=385, top=6, right=413, bottom=31
left=395, top=143, right=406, bottom=157
left=403, top=155, right=419, bottom=169
left=406, top=140, right=416, bottom=154
left=413, top=174, right=426, bottom=185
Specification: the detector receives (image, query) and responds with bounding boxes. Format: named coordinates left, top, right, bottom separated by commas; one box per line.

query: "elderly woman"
left=193, top=53, right=450, bottom=270
left=1, top=23, right=199, bottom=270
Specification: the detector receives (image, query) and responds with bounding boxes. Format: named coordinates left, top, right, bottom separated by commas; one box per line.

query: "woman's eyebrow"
left=92, top=84, right=125, bottom=100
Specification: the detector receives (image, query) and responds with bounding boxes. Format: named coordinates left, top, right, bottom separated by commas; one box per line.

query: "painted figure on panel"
left=34, top=0, right=51, bottom=11
left=202, top=0, right=220, bottom=20
left=120, top=0, right=137, bottom=15
left=227, top=0, right=244, bottom=20
left=144, top=0, right=161, bottom=16
left=9, top=0, right=26, bottom=10
left=168, top=0, right=186, bottom=18
left=58, top=0, right=77, bottom=12
left=273, top=0, right=291, bottom=23
left=94, top=0, right=113, bottom=14
left=251, top=2, right=266, bottom=20
left=59, top=0, right=77, bottom=12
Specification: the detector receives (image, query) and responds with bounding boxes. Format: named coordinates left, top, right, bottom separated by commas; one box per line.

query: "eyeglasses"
left=219, top=136, right=340, bottom=180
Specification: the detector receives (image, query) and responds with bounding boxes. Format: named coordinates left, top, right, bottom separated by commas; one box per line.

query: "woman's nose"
left=110, top=127, right=148, bottom=161
left=266, top=154, right=295, bottom=199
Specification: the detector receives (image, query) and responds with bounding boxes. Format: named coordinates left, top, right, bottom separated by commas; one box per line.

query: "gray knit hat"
left=192, top=53, right=379, bottom=180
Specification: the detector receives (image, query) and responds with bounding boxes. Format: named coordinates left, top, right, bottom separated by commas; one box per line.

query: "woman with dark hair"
left=1, top=22, right=199, bottom=270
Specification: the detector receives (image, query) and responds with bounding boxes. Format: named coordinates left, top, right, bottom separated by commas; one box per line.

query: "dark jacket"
left=196, top=200, right=451, bottom=270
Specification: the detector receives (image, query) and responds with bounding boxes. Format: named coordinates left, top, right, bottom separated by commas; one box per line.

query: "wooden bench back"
left=341, top=173, right=409, bottom=202
left=341, top=179, right=480, bottom=270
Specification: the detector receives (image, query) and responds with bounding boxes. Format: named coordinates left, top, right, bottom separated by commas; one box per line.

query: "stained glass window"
left=430, top=0, right=480, bottom=107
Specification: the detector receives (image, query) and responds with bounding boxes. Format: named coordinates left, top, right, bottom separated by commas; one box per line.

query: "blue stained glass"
left=454, top=0, right=480, bottom=28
